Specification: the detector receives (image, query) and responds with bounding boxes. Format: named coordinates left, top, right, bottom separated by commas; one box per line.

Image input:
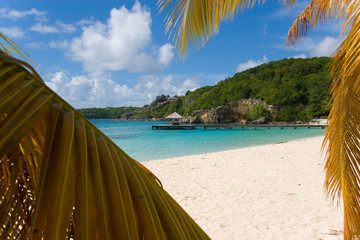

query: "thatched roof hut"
left=165, top=112, right=183, bottom=120
left=165, top=112, right=183, bottom=125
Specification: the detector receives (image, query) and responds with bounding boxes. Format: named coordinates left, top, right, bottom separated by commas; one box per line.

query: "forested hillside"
left=79, top=57, right=331, bottom=122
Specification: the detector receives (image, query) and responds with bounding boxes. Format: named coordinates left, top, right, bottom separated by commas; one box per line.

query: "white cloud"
left=68, top=1, right=174, bottom=73
left=291, top=54, right=307, bottom=59
left=49, top=40, right=70, bottom=49
left=30, top=21, right=76, bottom=34
left=284, top=35, right=340, bottom=57
left=310, top=36, right=340, bottom=57
left=0, top=26, right=24, bottom=39
left=181, top=77, right=201, bottom=89
left=26, top=42, right=47, bottom=49
left=270, top=1, right=310, bottom=18
left=45, top=72, right=198, bottom=108
left=30, top=23, right=59, bottom=34
left=134, top=75, right=200, bottom=99
left=0, top=7, right=46, bottom=20
left=46, top=71, right=136, bottom=107
left=56, top=21, right=76, bottom=33
left=77, top=18, right=96, bottom=26
left=236, top=55, right=268, bottom=73
left=158, top=44, right=174, bottom=66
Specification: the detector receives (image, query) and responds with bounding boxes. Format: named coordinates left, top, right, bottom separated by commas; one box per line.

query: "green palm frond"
left=0, top=52, right=210, bottom=239
left=287, top=1, right=360, bottom=239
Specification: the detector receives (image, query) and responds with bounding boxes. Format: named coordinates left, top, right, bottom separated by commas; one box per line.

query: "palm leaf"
left=159, top=0, right=360, bottom=239
left=0, top=34, right=36, bottom=66
left=287, top=0, right=360, bottom=239
left=158, top=0, right=297, bottom=59
left=158, top=0, right=259, bottom=59
left=0, top=52, right=210, bottom=239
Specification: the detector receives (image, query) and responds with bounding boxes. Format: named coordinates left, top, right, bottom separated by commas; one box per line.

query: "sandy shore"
left=143, top=136, right=343, bottom=240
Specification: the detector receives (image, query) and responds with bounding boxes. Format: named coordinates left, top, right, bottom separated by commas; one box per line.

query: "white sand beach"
left=143, top=136, right=344, bottom=240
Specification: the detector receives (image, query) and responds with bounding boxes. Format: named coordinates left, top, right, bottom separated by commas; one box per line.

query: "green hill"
left=79, top=57, right=331, bottom=122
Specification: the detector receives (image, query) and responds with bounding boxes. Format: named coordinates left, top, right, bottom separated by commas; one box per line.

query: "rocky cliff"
left=182, top=98, right=275, bottom=124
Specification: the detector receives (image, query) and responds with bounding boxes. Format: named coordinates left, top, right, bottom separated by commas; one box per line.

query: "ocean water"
left=91, top=120, right=325, bottom=162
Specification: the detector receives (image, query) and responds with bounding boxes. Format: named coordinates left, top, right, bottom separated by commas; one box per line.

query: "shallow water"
left=91, top=119, right=325, bottom=162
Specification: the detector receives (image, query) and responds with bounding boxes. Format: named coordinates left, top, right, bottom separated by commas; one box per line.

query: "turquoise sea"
left=91, top=119, right=325, bottom=162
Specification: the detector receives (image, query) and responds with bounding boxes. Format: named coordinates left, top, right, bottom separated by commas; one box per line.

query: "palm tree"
left=158, top=0, right=360, bottom=239
left=0, top=46, right=210, bottom=238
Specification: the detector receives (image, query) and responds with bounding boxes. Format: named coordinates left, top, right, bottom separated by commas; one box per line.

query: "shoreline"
left=143, top=136, right=343, bottom=239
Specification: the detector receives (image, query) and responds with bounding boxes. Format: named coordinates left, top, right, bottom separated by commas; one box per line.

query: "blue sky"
left=1, top=0, right=340, bottom=108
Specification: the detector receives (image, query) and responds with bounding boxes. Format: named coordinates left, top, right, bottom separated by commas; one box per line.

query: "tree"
left=158, top=0, right=360, bottom=239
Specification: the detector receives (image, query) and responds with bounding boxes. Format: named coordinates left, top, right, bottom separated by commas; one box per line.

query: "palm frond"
left=158, top=0, right=262, bottom=59
left=288, top=0, right=360, bottom=239
left=0, top=33, right=36, bottom=66
left=0, top=53, right=210, bottom=239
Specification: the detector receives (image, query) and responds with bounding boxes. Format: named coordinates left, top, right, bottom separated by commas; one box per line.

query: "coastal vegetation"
left=79, top=57, right=331, bottom=122
left=158, top=0, right=360, bottom=239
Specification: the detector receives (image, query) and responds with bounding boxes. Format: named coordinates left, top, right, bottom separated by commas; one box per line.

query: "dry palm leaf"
left=158, top=0, right=260, bottom=59
left=0, top=51, right=210, bottom=239
left=287, top=0, right=360, bottom=239
left=157, top=0, right=297, bottom=59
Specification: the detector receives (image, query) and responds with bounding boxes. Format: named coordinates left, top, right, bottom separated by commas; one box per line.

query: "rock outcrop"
left=186, top=98, right=275, bottom=124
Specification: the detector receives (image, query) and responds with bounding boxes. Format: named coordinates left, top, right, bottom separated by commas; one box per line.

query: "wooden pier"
left=152, top=123, right=326, bottom=130
left=197, top=124, right=326, bottom=129
left=152, top=124, right=196, bottom=130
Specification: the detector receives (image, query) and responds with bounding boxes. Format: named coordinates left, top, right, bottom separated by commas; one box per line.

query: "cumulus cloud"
left=0, top=26, right=24, bottom=39
left=158, top=44, right=174, bottom=67
left=69, top=1, right=174, bottom=73
left=46, top=71, right=138, bottom=107
left=0, top=7, right=46, bottom=20
left=236, top=55, right=268, bottom=73
left=45, top=72, right=199, bottom=108
left=311, top=36, right=340, bottom=57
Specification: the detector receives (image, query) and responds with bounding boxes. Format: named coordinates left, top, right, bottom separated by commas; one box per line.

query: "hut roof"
left=165, top=112, right=183, bottom=119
